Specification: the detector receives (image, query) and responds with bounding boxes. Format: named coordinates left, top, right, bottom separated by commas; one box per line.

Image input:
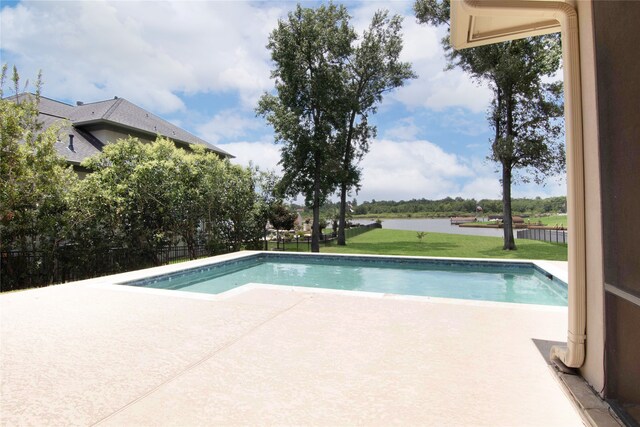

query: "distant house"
left=11, top=93, right=233, bottom=177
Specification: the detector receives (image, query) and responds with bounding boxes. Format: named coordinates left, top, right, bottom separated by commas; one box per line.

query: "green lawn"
left=526, top=214, right=568, bottom=227
left=321, top=228, right=567, bottom=261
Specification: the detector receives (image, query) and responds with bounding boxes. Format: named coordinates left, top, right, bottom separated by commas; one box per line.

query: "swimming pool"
left=122, top=253, right=568, bottom=306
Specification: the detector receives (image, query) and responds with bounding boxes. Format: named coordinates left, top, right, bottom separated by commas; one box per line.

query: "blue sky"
left=0, top=0, right=566, bottom=202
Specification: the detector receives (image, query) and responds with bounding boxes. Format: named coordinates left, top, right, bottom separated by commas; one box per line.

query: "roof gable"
left=71, top=97, right=232, bottom=157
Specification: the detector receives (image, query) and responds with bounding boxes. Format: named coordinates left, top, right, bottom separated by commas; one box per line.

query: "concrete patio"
left=1, top=257, right=583, bottom=426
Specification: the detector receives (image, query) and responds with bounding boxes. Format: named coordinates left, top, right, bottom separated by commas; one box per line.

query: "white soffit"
left=450, top=0, right=567, bottom=49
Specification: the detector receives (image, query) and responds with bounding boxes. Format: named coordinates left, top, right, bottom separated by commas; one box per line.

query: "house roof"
left=9, top=93, right=232, bottom=164
left=39, top=112, right=105, bottom=165
left=70, top=97, right=233, bottom=158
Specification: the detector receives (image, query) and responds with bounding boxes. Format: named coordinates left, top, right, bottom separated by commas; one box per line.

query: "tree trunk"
left=311, top=174, right=321, bottom=253
left=337, top=111, right=357, bottom=246
left=337, top=181, right=348, bottom=245
left=188, top=232, right=197, bottom=260
left=501, top=165, right=516, bottom=250
left=501, top=89, right=516, bottom=250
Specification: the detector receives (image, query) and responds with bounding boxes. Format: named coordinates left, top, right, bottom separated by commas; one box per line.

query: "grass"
left=459, top=214, right=568, bottom=229
left=458, top=222, right=500, bottom=228
left=526, top=214, right=568, bottom=227
left=321, top=228, right=567, bottom=261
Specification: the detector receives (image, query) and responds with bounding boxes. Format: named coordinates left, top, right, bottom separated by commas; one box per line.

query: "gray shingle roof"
left=37, top=95, right=76, bottom=118
left=7, top=93, right=233, bottom=164
left=69, top=97, right=232, bottom=157
left=38, top=113, right=104, bottom=164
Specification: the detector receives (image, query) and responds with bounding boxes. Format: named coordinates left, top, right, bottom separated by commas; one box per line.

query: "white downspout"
left=459, top=0, right=587, bottom=368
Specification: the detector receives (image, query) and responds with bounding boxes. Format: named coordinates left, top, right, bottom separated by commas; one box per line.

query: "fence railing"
left=269, top=222, right=381, bottom=252
left=0, top=244, right=220, bottom=292
left=1, top=223, right=381, bottom=292
left=517, top=228, right=568, bottom=244
left=345, top=222, right=381, bottom=238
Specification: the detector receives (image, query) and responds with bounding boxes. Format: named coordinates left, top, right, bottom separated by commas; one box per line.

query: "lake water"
left=374, top=218, right=507, bottom=238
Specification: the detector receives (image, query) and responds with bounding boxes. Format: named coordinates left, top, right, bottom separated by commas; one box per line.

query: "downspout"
left=459, top=0, right=586, bottom=368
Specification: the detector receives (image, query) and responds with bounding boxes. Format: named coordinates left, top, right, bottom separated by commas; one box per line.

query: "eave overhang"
left=450, top=0, right=568, bottom=49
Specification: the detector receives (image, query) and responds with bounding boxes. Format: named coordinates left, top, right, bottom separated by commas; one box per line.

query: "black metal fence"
left=270, top=222, right=381, bottom=252
left=1, top=223, right=381, bottom=292
left=0, top=244, right=219, bottom=292
left=345, top=222, right=382, bottom=238
left=517, top=228, right=568, bottom=244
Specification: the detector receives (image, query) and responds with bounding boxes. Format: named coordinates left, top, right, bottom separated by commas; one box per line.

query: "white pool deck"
left=1, top=252, right=584, bottom=426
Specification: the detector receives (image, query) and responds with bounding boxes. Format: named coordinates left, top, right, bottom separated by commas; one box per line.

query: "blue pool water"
left=123, top=254, right=568, bottom=306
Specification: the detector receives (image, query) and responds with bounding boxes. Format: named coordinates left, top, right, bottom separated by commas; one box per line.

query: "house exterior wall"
left=84, top=124, right=200, bottom=154
left=592, top=1, right=640, bottom=421
left=575, top=0, right=605, bottom=395
left=88, top=126, right=156, bottom=146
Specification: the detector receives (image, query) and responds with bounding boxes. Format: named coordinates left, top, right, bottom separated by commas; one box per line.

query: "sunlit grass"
left=321, top=228, right=567, bottom=261
left=526, top=214, right=568, bottom=227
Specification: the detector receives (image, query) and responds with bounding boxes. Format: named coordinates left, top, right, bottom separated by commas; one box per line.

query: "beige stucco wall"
left=576, top=0, right=605, bottom=394
left=91, top=128, right=155, bottom=146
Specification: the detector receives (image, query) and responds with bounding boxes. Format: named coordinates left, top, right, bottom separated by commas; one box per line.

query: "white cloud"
left=390, top=22, right=493, bottom=113
left=222, top=141, right=281, bottom=173
left=335, top=3, right=493, bottom=114
left=383, top=117, right=421, bottom=140
left=220, top=138, right=477, bottom=201
left=196, top=110, right=263, bottom=145
left=356, top=139, right=473, bottom=201
left=1, top=0, right=491, bottom=114
left=393, top=67, right=492, bottom=113
left=217, top=138, right=565, bottom=202
left=437, top=108, right=490, bottom=137
left=459, top=177, right=502, bottom=200
left=0, top=1, right=281, bottom=113
left=511, top=176, right=567, bottom=199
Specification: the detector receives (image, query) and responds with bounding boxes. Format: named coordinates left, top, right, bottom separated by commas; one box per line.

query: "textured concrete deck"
left=1, top=257, right=582, bottom=426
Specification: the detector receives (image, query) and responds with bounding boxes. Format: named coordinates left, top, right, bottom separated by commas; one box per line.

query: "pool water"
left=124, top=254, right=568, bottom=306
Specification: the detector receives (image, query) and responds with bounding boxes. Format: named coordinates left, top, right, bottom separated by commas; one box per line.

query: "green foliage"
left=253, top=167, right=281, bottom=239
left=73, top=137, right=265, bottom=262
left=326, top=196, right=566, bottom=217
left=220, top=164, right=262, bottom=251
left=268, top=201, right=298, bottom=231
left=0, top=65, right=76, bottom=255
left=416, top=231, right=426, bottom=242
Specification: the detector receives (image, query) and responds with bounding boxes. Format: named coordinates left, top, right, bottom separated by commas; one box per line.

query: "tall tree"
left=415, top=0, right=564, bottom=250
left=335, top=11, right=415, bottom=246
left=257, top=3, right=354, bottom=252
